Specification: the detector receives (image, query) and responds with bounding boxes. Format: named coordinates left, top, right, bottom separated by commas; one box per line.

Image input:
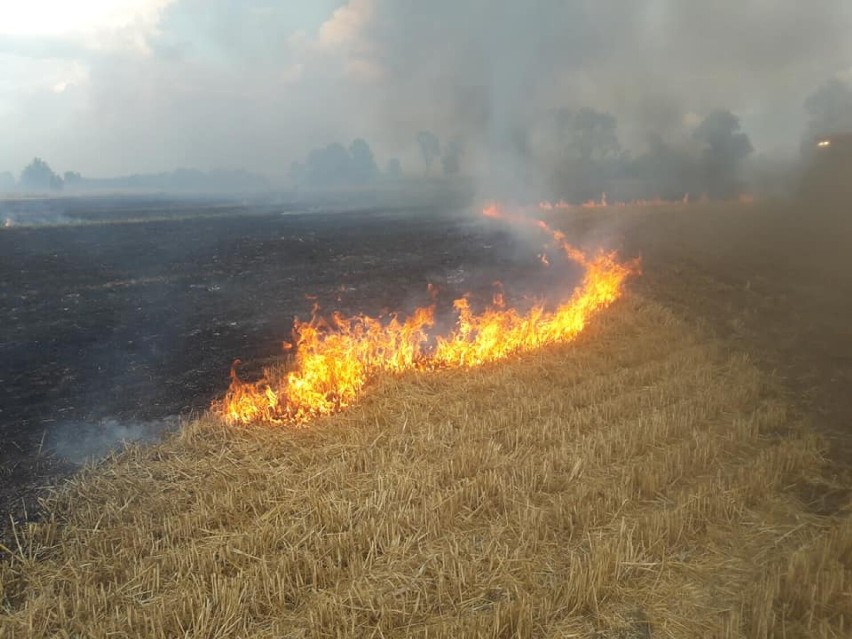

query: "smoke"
left=0, top=198, right=80, bottom=228
left=45, top=417, right=180, bottom=464
left=337, top=0, right=851, bottom=197
left=804, top=78, right=852, bottom=141
left=1, top=1, right=850, bottom=195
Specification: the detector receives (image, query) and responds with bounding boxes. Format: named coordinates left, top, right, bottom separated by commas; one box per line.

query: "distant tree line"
left=0, top=159, right=270, bottom=194
left=287, top=112, right=755, bottom=200
left=3, top=78, right=848, bottom=199
left=289, top=132, right=465, bottom=189
left=534, top=106, right=755, bottom=202
left=289, top=138, right=380, bottom=188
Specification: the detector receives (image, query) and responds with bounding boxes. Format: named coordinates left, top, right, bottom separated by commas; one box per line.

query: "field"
left=1, top=193, right=851, bottom=636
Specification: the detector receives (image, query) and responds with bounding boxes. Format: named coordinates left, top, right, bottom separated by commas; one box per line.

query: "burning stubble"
left=214, top=206, right=638, bottom=425
left=3, top=294, right=849, bottom=637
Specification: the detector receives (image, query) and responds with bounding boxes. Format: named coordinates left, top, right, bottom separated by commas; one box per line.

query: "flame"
left=216, top=205, right=638, bottom=425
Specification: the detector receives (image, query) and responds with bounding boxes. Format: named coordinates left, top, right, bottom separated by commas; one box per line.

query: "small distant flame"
left=817, top=139, right=831, bottom=148
left=215, top=204, right=638, bottom=425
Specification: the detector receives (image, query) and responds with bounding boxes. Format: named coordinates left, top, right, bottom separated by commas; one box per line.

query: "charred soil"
left=0, top=197, right=572, bottom=528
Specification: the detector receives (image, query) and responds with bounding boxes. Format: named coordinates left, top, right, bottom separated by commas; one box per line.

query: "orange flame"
left=215, top=205, right=639, bottom=425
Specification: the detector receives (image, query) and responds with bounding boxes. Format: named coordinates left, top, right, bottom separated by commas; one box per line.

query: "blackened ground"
left=0, top=195, right=584, bottom=528
left=4, top=184, right=852, bottom=537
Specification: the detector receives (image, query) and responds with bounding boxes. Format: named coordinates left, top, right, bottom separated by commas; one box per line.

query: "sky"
left=1, top=0, right=851, bottom=179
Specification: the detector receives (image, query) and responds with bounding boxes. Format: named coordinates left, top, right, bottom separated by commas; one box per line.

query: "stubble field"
left=1, top=194, right=850, bottom=637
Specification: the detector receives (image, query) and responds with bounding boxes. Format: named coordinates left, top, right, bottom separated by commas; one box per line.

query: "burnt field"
left=2, top=193, right=852, bottom=636
left=1, top=194, right=585, bottom=521
left=3, top=193, right=852, bottom=521
left=3, top=193, right=852, bottom=522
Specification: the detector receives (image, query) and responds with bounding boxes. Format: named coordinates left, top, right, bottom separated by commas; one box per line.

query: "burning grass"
left=217, top=208, right=637, bottom=425
left=1, top=294, right=849, bottom=637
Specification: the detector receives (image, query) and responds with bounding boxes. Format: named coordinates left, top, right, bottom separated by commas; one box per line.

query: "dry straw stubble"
left=1, top=295, right=849, bottom=638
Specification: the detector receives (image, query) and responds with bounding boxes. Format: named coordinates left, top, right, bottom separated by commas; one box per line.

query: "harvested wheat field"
left=1, top=294, right=850, bottom=638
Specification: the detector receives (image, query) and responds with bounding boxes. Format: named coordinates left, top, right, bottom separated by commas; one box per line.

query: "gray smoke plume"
left=1, top=1, right=850, bottom=194
left=804, top=78, right=852, bottom=141
left=45, top=417, right=180, bottom=465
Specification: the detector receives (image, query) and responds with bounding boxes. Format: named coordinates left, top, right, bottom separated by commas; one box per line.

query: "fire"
left=216, top=205, right=638, bottom=425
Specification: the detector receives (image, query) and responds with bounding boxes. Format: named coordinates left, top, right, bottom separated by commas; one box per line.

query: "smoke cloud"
left=0, top=0, right=850, bottom=191
left=45, top=417, right=180, bottom=464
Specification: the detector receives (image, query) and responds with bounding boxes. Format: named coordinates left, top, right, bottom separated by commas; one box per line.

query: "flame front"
left=216, top=205, right=638, bottom=425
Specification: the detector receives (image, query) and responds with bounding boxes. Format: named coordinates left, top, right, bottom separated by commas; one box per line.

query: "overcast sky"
left=2, top=0, right=851, bottom=179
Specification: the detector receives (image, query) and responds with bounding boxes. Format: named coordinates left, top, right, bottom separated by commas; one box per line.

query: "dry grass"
left=1, top=295, right=850, bottom=638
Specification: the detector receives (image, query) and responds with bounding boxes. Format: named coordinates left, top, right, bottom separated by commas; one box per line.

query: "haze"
left=1, top=0, right=851, bottom=185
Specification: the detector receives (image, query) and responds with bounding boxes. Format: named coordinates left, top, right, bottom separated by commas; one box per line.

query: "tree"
left=305, top=143, right=352, bottom=187
left=349, top=138, right=379, bottom=184
left=20, top=158, right=63, bottom=192
left=633, top=134, right=701, bottom=200
left=63, top=171, right=82, bottom=189
left=416, top=131, right=441, bottom=176
left=571, top=108, right=621, bottom=162
left=693, top=110, right=753, bottom=199
left=291, top=138, right=382, bottom=187
left=546, top=108, right=622, bottom=202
